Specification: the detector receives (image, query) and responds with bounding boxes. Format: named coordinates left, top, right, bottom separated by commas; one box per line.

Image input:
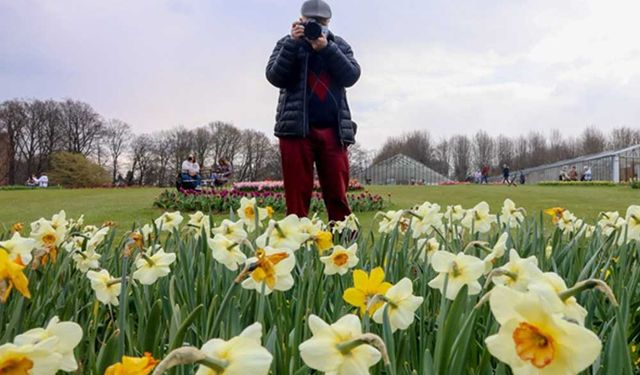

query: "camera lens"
left=304, top=21, right=322, bottom=40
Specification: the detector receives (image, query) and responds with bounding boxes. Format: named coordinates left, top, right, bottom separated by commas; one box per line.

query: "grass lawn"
left=1, top=184, right=637, bottom=233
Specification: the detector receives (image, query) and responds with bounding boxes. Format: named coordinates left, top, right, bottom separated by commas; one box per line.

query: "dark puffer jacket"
left=266, top=32, right=361, bottom=145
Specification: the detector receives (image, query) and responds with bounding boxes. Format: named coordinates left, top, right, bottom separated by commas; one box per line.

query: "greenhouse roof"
left=364, top=153, right=450, bottom=182
left=521, top=144, right=640, bottom=173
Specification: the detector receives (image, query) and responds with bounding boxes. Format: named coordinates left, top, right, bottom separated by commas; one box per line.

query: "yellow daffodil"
left=372, top=278, right=423, bottom=332
left=428, top=251, right=485, bottom=300
left=14, top=316, right=83, bottom=372
left=105, top=352, right=158, bottom=375
left=461, top=202, right=496, bottom=234
left=445, top=204, right=465, bottom=222
left=0, top=232, right=36, bottom=265
left=207, top=234, right=247, bottom=271
left=499, top=199, right=525, bottom=228
left=483, top=232, right=509, bottom=273
left=485, top=286, right=601, bottom=374
left=492, top=249, right=544, bottom=292
left=0, top=249, right=31, bottom=303
left=410, top=202, right=444, bottom=238
left=87, top=269, right=121, bottom=305
left=343, top=267, right=392, bottom=315
left=299, top=314, right=382, bottom=374
left=195, top=322, right=272, bottom=375
left=241, top=247, right=295, bottom=295
left=625, top=205, right=640, bottom=242
left=313, top=230, right=333, bottom=253
left=320, top=244, right=359, bottom=275
left=237, top=197, right=269, bottom=232
left=544, top=207, right=565, bottom=224
left=256, top=215, right=309, bottom=251
left=212, top=219, right=248, bottom=244
left=132, top=246, right=176, bottom=285
left=417, top=237, right=441, bottom=264
left=154, top=211, right=183, bottom=232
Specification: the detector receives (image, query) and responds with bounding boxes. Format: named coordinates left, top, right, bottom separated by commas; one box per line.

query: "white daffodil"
left=72, top=249, right=101, bottom=273
left=0, top=232, right=36, bottom=265
left=50, top=210, right=68, bottom=231
left=195, top=323, right=272, bottom=375
left=241, top=247, right=295, bottom=295
left=410, top=202, right=444, bottom=238
left=445, top=204, right=465, bottom=222
left=299, top=314, right=382, bottom=374
left=556, top=210, right=579, bottom=235
left=212, top=219, right=248, bottom=244
left=208, top=234, right=247, bottom=271
left=187, top=211, right=211, bottom=239
left=417, top=237, right=441, bottom=264
left=532, top=272, right=588, bottom=325
left=82, top=225, right=99, bottom=235
left=86, top=227, right=109, bottom=252
left=132, top=246, right=176, bottom=285
left=483, top=232, right=509, bottom=273
left=461, top=202, right=496, bottom=234
left=333, top=213, right=360, bottom=234
left=256, top=215, right=309, bottom=251
left=428, top=251, right=485, bottom=300
left=625, top=205, right=640, bottom=242
left=597, top=211, right=625, bottom=237
left=499, top=199, right=525, bottom=228
left=86, top=269, right=121, bottom=305
left=0, top=340, right=63, bottom=375
left=485, top=286, right=601, bottom=375
left=30, top=218, right=65, bottom=250
left=377, top=210, right=404, bottom=234
left=320, top=244, right=359, bottom=275
left=372, top=278, right=423, bottom=332
left=154, top=211, right=183, bottom=232
left=14, top=316, right=83, bottom=372
left=140, top=223, right=154, bottom=243
left=237, top=197, right=269, bottom=232
left=492, top=249, right=544, bottom=292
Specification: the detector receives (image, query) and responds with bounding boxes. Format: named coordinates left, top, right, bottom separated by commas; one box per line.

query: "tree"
left=0, top=100, right=28, bottom=184
left=104, top=119, right=132, bottom=183
left=473, top=130, right=494, bottom=168
left=130, top=134, right=152, bottom=185
left=60, top=99, right=103, bottom=155
left=495, top=135, right=514, bottom=170
left=451, top=135, right=471, bottom=181
left=609, top=127, right=639, bottom=150
left=208, top=121, right=242, bottom=165
left=193, top=126, right=212, bottom=167
left=580, top=126, right=606, bottom=155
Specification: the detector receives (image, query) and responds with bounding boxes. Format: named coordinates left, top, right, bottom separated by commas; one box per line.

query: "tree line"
left=0, top=99, right=282, bottom=186
left=372, top=127, right=640, bottom=181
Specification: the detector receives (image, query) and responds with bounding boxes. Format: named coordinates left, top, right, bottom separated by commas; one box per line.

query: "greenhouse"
left=359, top=154, right=450, bottom=185
left=518, top=144, right=640, bottom=183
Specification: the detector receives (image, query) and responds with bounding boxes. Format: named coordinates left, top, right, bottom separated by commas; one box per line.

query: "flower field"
left=232, top=179, right=364, bottom=192
left=154, top=189, right=385, bottom=213
left=1, top=197, right=640, bottom=374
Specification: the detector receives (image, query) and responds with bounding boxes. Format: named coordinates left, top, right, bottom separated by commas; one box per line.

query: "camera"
left=303, top=18, right=327, bottom=40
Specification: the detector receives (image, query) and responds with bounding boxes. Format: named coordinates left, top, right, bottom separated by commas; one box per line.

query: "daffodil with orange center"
left=0, top=249, right=31, bottom=303
left=0, top=350, right=32, bottom=374
left=241, top=247, right=295, bottom=295
left=320, top=244, right=359, bottom=275
left=544, top=207, right=565, bottom=225
left=105, top=352, right=158, bottom=375
left=343, top=267, right=392, bottom=316
left=485, top=286, right=601, bottom=374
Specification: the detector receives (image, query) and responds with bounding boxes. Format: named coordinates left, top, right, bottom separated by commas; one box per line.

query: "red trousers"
left=279, top=127, right=351, bottom=222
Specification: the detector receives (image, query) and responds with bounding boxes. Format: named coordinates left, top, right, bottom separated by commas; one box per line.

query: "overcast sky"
left=1, top=0, right=639, bottom=148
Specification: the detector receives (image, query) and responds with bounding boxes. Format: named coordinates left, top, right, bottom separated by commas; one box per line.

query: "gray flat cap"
left=301, top=0, right=332, bottom=19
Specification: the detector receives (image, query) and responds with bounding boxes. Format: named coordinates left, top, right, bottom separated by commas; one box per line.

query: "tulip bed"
left=153, top=188, right=386, bottom=213
left=1, top=198, right=639, bottom=374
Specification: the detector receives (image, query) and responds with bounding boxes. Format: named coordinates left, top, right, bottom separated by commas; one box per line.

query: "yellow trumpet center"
left=42, top=233, right=56, bottom=246
left=244, top=206, right=255, bottom=219
left=332, top=252, right=349, bottom=267
left=251, top=251, right=289, bottom=289
left=0, top=354, right=34, bottom=374
left=513, top=322, right=555, bottom=369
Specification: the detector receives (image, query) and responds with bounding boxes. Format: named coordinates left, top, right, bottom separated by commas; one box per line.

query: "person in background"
left=519, top=170, right=526, bottom=185
left=37, top=173, right=48, bottom=188
left=502, top=164, right=510, bottom=184
left=568, top=165, right=578, bottom=181
left=25, top=175, right=37, bottom=188
left=559, top=166, right=569, bottom=181
left=581, top=166, right=593, bottom=181
left=266, top=0, right=360, bottom=222
left=211, top=158, right=232, bottom=186
left=473, top=169, right=481, bottom=184
left=181, top=154, right=201, bottom=187
left=481, top=164, right=490, bottom=184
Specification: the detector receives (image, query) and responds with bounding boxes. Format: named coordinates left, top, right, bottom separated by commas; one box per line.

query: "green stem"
left=210, top=282, right=239, bottom=337
left=118, top=254, right=129, bottom=358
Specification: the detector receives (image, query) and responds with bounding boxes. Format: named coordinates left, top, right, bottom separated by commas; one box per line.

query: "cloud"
left=1, top=0, right=639, bottom=149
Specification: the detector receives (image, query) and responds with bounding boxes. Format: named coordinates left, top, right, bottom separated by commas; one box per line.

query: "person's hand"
left=291, top=18, right=305, bottom=40
left=308, top=35, right=328, bottom=51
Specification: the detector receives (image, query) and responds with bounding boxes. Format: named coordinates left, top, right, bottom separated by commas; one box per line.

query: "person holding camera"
left=266, top=0, right=360, bottom=222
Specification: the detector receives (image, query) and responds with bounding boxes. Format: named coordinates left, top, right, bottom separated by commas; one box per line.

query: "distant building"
left=0, top=132, right=9, bottom=185
left=359, top=154, right=450, bottom=185
left=513, top=144, right=640, bottom=183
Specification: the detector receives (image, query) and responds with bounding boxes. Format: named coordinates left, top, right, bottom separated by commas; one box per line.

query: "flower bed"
left=1, top=200, right=639, bottom=374
left=153, top=188, right=385, bottom=213
left=537, top=180, right=618, bottom=186
left=233, top=179, right=364, bottom=192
